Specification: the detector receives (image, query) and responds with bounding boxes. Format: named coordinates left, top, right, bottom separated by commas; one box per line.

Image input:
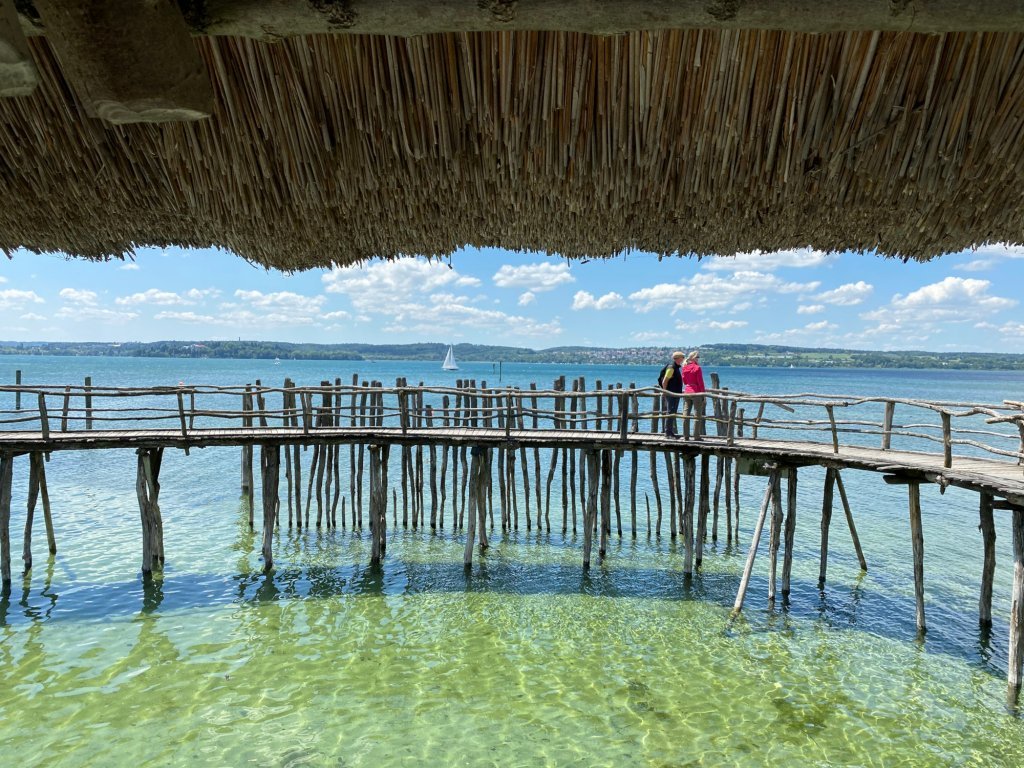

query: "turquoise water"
left=2, top=357, right=1024, bottom=766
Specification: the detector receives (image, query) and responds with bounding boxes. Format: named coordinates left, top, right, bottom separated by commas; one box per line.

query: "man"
left=660, top=350, right=685, bottom=438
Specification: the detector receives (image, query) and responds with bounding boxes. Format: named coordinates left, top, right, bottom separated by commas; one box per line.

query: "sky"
left=2, top=242, right=1024, bottom=352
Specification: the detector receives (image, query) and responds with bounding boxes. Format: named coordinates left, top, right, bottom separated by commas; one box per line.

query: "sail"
left=442, top=345, right=458, bottom=370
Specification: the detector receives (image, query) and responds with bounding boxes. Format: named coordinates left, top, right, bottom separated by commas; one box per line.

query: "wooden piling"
left=818, top=467, right=836, bottom=587
left=697, top=453, right=710, bottom=563
left=0, top=451, right=12, bottom=589
left=84, top=376, right=93, bottom=430
left=15, top=370, right=21, bottom=411
left=260, top=444, right=279, bottom=571
left=600, top=449, right=611, bottom=558
left=767, top=469, right=784, bottom=603
left=732, top=475, right=776, bottom=616
left=682, top=455, right=695, bottom=576
left=781, top=468, right=797, bottom=597
left=908, top=480, right=927, bottom=633
left=23, top=452, right=38, bottom=573
left=369, top=445, right=384, bottom=564
left=136, top=447, right=164, bottom=575
left=979, top=492, right=996, bottom=626
left=835, top=471, right=868, bottom=571
left=1009, top=505, right=1024, bottom=705
left=583, top=449, right=598, bottom=569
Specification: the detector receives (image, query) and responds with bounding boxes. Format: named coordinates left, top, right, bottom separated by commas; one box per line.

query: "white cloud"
left=0, top=289, right=45, bottom=308
left=54, top=306, right=138, bottom=322
left=857, top=276, right=1016, bottom=342
left=116, top=289, right=190, bottom=306
left=323, top=260, right=478, bottom=314
left=629, top=271, right=819, bottom=314
left=119, top=262, right=140, bottom=271
left=155, top=309, right=317, bottom=327
left=185, top=288, right=221, bottom=301
left=58, top=288, right=97, bottom=305
left=953, top=259, right=993, bottom=273
left=233, top=290, right=325, bottom=313
left=492, top=262, right=575, bottom=291
left=703, top=248, right=836, bottom=272
left=0, top=276, right=6, bottom=283
left=19, top=312, right=46, bottom=321
left=572, top=290, right=624, bottom=310
left=153, top=311, right=217, bottom=324
left=321, top=310, right=350, bottom=321
left=631, top=331, right=671, bottom=343
left=998, top=322, right=1024, bottom=337
left=815, top=281, right=873, bottom=306
left=804, top=320, right=838, bottom=331
left=518, top=291, right=536, bottom=306
left=797, top=304, right=825, bottom=314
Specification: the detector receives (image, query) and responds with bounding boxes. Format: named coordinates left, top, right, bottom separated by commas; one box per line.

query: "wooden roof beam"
left=31, top=0, right=213, bottom=124
left=1, top=0, right=37, bottom=96
left=16, top=1, right=1024, bottom=37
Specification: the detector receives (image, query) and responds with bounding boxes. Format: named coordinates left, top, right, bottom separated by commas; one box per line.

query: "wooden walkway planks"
left=0, top=426, right=1021, bottom=503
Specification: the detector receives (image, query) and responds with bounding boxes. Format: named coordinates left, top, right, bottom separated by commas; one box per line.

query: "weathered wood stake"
left=979, top=492, right=996, bottom=626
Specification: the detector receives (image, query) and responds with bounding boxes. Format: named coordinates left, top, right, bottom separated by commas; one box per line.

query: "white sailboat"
left=442, top=345, right=458, bottom=371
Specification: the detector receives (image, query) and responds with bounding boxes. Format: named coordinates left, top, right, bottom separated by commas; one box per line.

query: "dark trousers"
left=663, top=394, right=681, bottom=435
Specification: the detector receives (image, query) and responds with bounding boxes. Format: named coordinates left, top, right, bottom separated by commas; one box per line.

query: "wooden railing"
left=0, top=376, right=1022, bottom=468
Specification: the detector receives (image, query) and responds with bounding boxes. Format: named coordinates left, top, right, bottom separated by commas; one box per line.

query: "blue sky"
left=2, top=243, right=1024, bottom=352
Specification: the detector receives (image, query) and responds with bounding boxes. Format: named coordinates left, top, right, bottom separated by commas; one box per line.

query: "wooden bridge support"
left=135, top=447, right=164, bottom=575
left=368, top=445, right=389, bottom=565
left=819, top=467, right=836, bottom=587
left=909, top=483, right=925, bottom=634
left=766, top=469, right=785, bottom=604
left=732, top=470, right=777, bottom=616
left=260, top=445, right=279, bottom=572
left=463, top=446, right=490, bottom=566
left=0, top=451, right=12, bottom=591
left=979, top=492, right=996, bottom=627
left=582, top=449, right=598, bottom=569
left=696, top=453, right=710, bottom=566
left=781, top=468, right=797, bottom=597
left=22, top=452, right=56, bottom=575
left=1010, top=504, right=1024, bottom=707
left=682, top=455, right=695, bottom=576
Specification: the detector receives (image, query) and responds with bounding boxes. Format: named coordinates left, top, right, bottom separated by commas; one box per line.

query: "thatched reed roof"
left=4, top=3, right=1024, bottom=268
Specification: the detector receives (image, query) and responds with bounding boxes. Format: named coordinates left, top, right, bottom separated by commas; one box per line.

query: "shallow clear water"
left=2, top=357, right=1024, bottom=767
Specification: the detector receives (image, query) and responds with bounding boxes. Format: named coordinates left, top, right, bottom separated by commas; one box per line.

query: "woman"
left=682, top=350, right=706, bottom=440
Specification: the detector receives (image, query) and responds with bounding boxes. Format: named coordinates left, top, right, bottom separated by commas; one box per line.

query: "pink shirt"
left=682, top=363, right=705, bottom=393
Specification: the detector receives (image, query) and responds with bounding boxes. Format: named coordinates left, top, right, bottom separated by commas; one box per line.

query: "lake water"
left=2, top=356, right=1024, bottom=767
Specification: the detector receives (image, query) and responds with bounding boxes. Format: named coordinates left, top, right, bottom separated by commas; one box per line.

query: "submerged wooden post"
left=909, top=480, right=926, bottom=633
left=463, top=448, right=481, bottom=566
left=599, top=449, right=611, bottom=559
left=835, top=471, right=867, bottom=571
left=818, top=467, right=836, bottom=587
left=0, top=451, right=12, bottom=590
left=696, top=453, right=710, bottom=565
left=260, top=444, right=280, bottom=571
left=767, top=469, right=784, bottom=603
left=135, top=447, right=164, bottom=575
left=369, top=445, right=388, bottom=565
left=582, top=449, right=598, bottom=569
left=1010, top=505, right=1024, bottom=706
left=682, top=455, right=695, bottom=576
left=781, top=467, right=797, bottom=597
left=732, top=473, right=777, bottom=616
left=979, top=492, right=996, bottom=627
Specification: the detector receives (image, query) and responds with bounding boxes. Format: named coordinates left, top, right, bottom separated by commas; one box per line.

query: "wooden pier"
left=1, top=374, right=1023, bottom=703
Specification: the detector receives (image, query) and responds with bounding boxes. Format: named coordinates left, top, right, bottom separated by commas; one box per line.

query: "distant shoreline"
left=3, top=340, right=1024, bottom=371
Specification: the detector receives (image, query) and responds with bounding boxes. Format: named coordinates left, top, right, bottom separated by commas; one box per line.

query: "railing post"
left=84, top=376, right=93, bottom=430
left=301, top=391, right=312, bottom=435
left=727, top=400, right=737, bottom=446
left=752, top=402, right=765, bottom=440
left=618, top=391, right=629, bottom=441
left=60, top=386, right=70, bottom=432
left=941, top=411, right=952, bottom=468
left=825, top=404, right=839, bottom=454
left=38, top=393, right=49, bottom=440
left=505, top=391, right=513, bottom=439
left=398, top=388, right=408, bottom=435
left=882, top=400, right=895, bottom=450
left=176, top=391, right=188, bottom=438
left=15, top=370, right=21, bottom=411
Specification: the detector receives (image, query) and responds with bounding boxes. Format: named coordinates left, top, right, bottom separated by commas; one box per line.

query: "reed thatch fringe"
left=5, top=29, right=1024, bottom=266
